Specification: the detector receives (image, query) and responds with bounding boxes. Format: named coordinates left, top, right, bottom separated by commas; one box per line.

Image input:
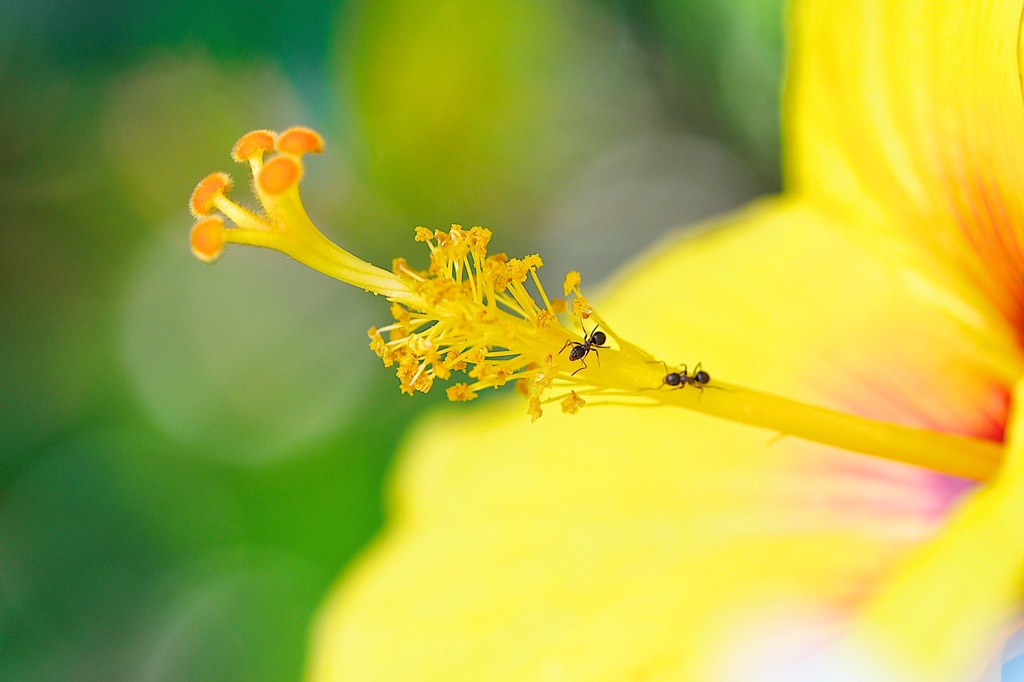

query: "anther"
left=561, top=390, right=586, bottom=414
left=571, top=296, right=592, bottom=319
left=231, top=130, right=277, bottom=163
left=276, top=127, right=325, bottom=156
left=189, top=172, right=232, bottom=217
left=190, top=216, right=227, bottom=263
left=563, top=271, right=581, bottom=296
left=446, top=384, right=478, bottom=402
left=257, top=155, right=303, bottom=195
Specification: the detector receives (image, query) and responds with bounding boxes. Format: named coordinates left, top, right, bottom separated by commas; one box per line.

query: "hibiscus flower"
left=188, top=0, right=1024, bottom=679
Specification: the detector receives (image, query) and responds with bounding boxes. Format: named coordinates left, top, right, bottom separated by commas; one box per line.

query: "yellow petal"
left=786, top=0, right=1024, bottom=330
left=307, top=200, right=1017, bottom=680
left=844, top=377, right=1024, bottom=681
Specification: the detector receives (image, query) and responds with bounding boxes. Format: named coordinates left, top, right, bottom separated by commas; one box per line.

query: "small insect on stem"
left=560, top=323, right=609, bottom=376
left=661, top=362, right=711, bottom=395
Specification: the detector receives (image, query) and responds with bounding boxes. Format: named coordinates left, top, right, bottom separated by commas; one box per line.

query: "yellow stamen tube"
left=187, top=127, right=1004, bottom=482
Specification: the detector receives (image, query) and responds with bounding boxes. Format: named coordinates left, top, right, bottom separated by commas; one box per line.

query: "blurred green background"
left=0, top=0, right=783, bottom=679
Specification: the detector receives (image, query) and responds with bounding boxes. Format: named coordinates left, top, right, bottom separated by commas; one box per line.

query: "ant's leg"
left=593, top=348, right=601, bottom=367
left=571, top=357, right=588, bottom=376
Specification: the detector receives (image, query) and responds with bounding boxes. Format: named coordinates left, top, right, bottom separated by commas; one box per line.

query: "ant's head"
left=568, top=344, right=588, bottom=361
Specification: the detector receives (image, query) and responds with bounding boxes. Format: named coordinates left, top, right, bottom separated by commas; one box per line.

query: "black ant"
left=560, top=323, right=609, bottom=376
left=662, top=362, right=710, bottom=392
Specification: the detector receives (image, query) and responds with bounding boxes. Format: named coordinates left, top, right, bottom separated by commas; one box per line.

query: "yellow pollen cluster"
left=369, top=224, right=596, bottom=407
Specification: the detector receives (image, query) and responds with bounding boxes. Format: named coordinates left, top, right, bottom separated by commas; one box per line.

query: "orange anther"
left=190, top=217, right=226, bottom=263
left=276, top=127, right=324, bottom=156
left=231, top=130, right=276, bottom=162
left=189, top=172, right=232, bottom=217
left=257, top=155, right=302, bottom=195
